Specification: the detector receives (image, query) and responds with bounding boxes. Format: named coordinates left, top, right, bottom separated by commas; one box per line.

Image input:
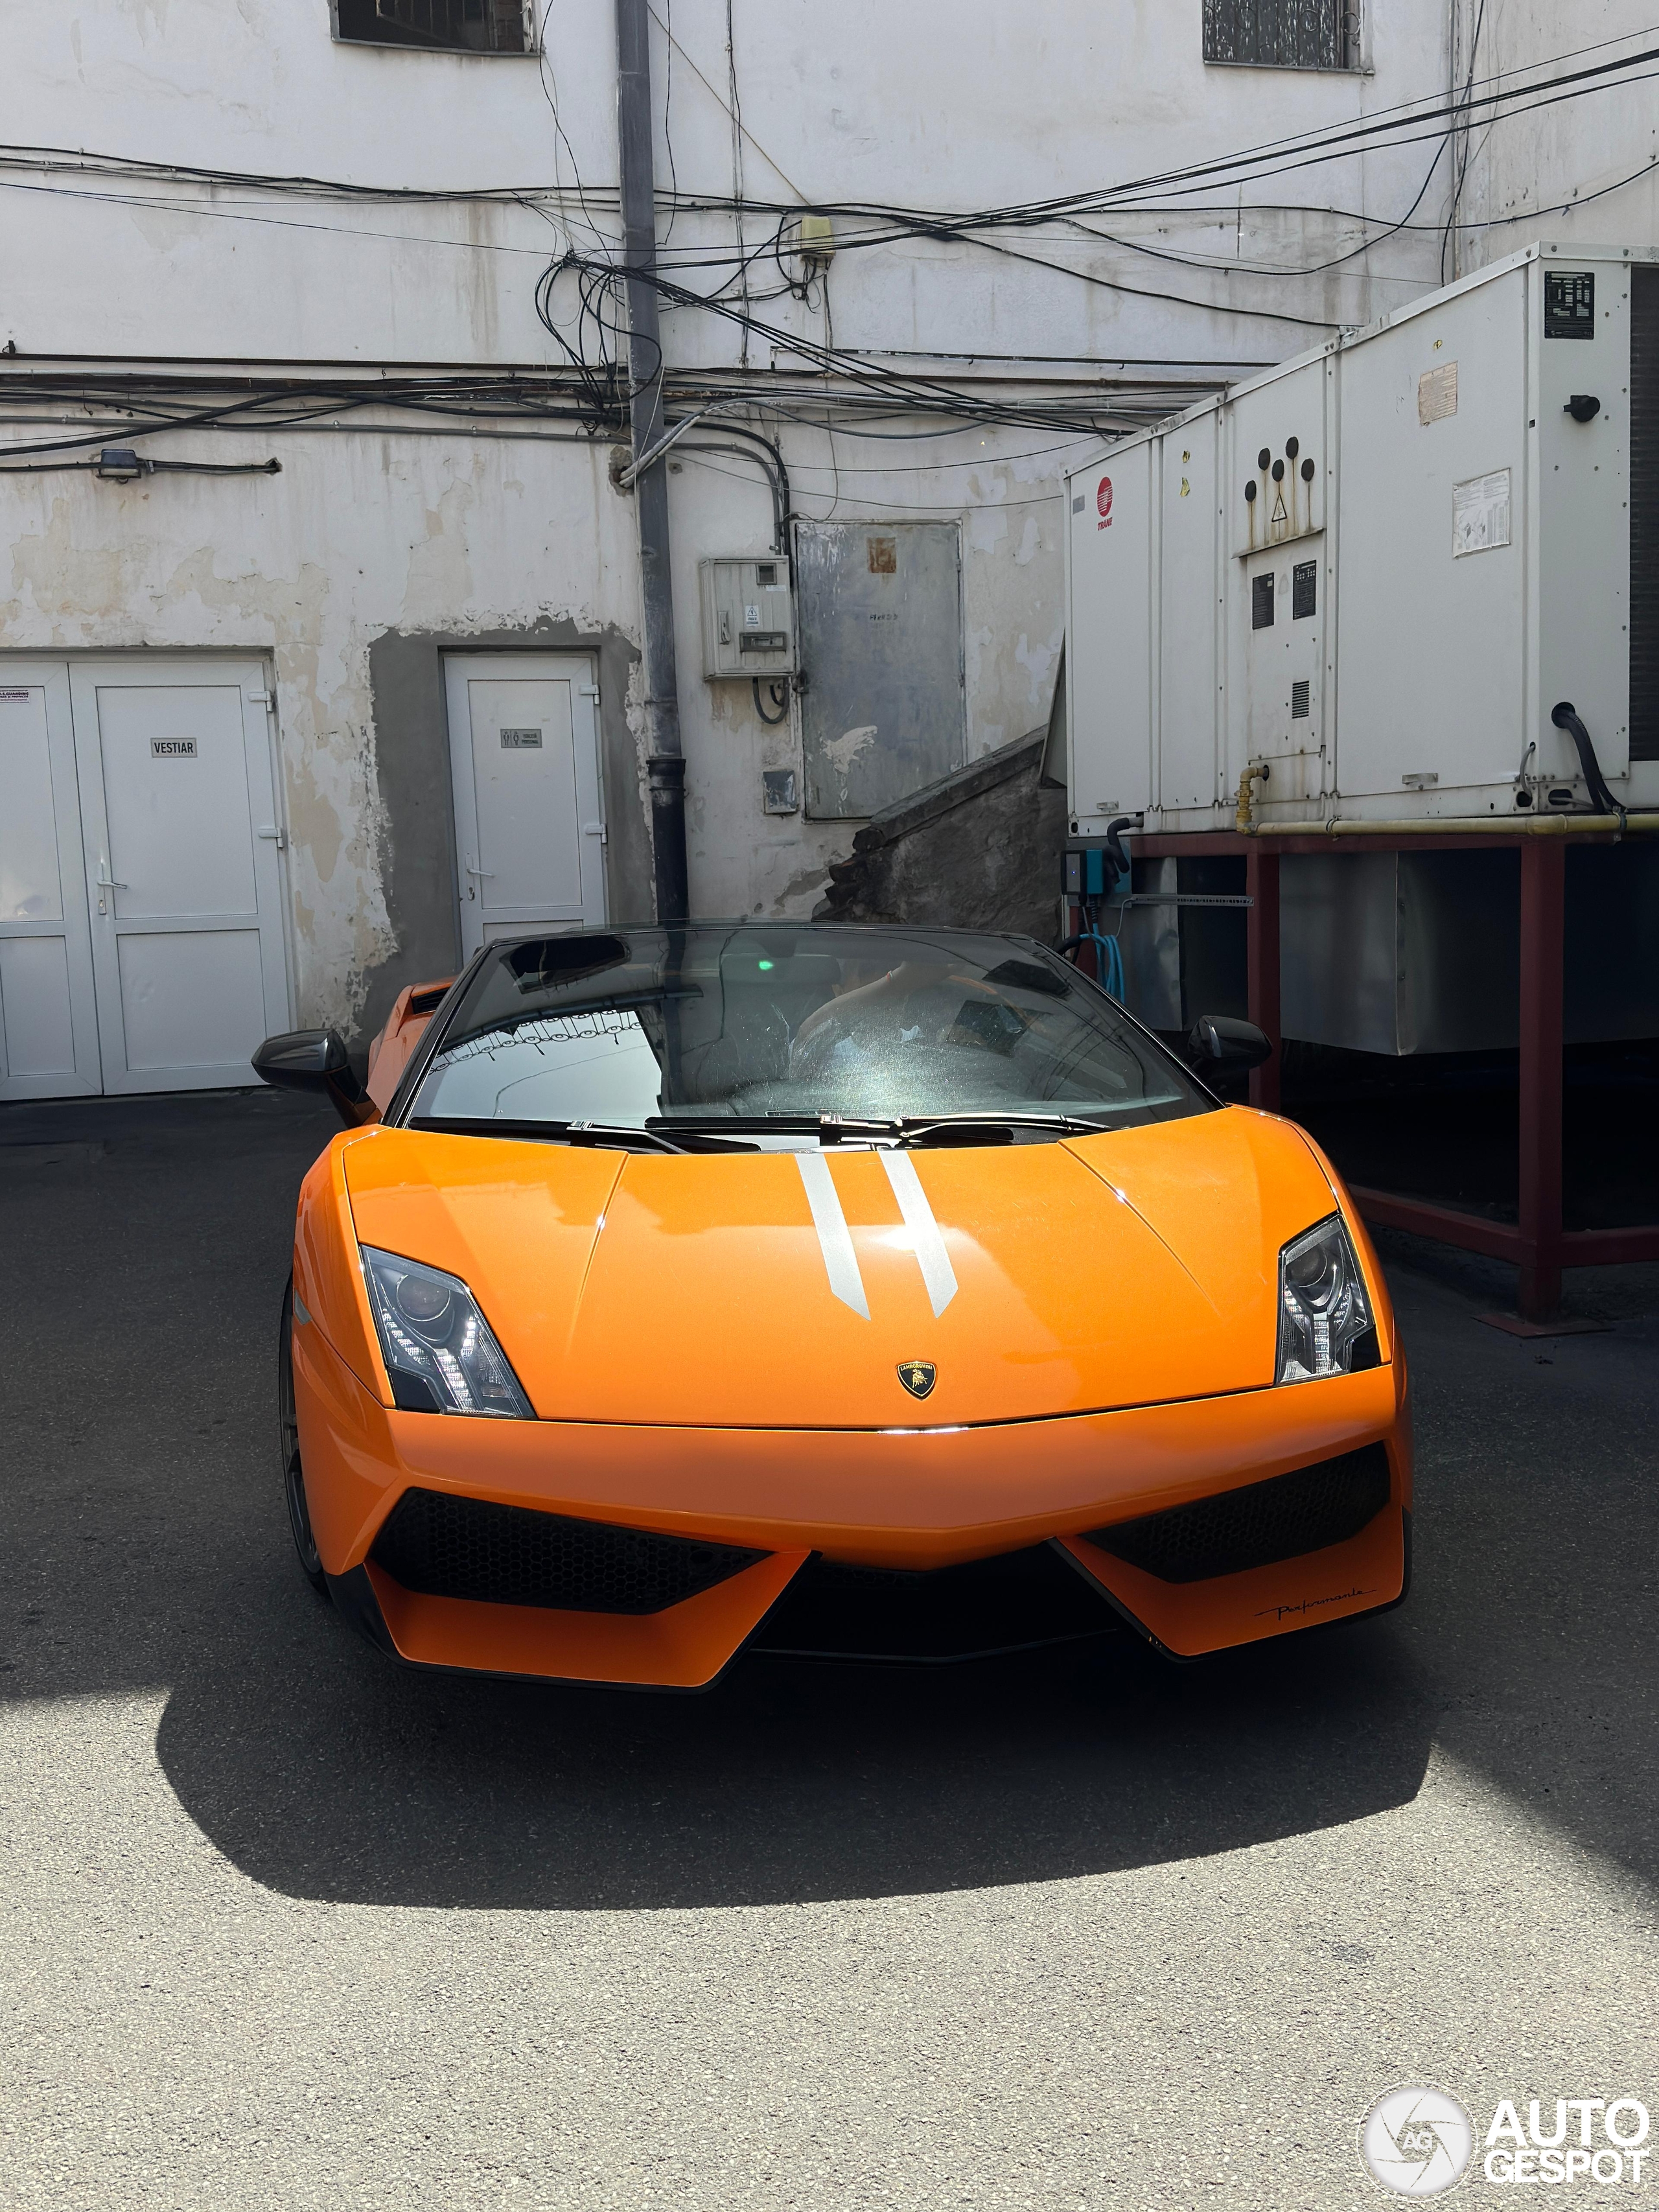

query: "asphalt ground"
left=1, top=1089, right=1656, bottom=2210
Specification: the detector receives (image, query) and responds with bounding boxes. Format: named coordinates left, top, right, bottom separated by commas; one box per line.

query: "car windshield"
left=403, top=926, right=1210, bottom=1141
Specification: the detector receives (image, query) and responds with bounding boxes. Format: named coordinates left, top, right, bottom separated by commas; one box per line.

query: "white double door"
left=0, top=658, right=290, bottom=1100
left=445, top=654, right=607, bottom=960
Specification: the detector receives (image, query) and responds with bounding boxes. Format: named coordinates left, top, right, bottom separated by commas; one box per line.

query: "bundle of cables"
left=1060, top=817, right=1131, bottom=1003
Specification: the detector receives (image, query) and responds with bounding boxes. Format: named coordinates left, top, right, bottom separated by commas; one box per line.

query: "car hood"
left=341, top=1110, right=1339, bottom=1428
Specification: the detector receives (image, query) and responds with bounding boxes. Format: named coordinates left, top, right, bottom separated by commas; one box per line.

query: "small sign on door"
left=500, top=727, right=543, bottom=749
left=151, top=737, right=198, bottom=758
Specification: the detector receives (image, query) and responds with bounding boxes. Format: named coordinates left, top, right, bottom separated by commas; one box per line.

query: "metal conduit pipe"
left=616, top=0, right=689, bottom=925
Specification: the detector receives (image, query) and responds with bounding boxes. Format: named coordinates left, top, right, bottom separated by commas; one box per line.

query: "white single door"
left=444, top=654, right=606, bottom=959
left=69, top=660, right=292, bottom=1093
left=0, top=665, right=102, bottom=1100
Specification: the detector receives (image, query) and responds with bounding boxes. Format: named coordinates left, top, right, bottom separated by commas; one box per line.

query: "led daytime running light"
left=1275, top=1215, right=1373, bottom=1384
left=360, top=1246, right=533, bottom=1417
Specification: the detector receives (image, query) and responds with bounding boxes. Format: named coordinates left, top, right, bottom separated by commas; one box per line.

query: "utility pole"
left=615, top=0, right=689, bottom=923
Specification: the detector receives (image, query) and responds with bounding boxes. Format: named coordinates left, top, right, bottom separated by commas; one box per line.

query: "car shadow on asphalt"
left=3, top=1092, right=1654, bottom=1912
left=150, top=1596, right=1437, bottom=1909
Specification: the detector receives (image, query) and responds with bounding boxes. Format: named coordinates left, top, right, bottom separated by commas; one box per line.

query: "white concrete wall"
left=0, top=0, right=1463, bottom=1034
left=1454, top=3, right=1659, bottom=272
left=1, top=432, right=633, bottom=1027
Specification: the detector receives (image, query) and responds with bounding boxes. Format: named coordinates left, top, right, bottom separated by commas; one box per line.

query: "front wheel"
left=278, top=1277, right=329, bottom=1596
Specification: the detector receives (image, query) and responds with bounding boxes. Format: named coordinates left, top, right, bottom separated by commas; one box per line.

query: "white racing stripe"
left=879, top=1151, right=960, bottom=1317
left=795, top=1152, right=870, bottom=1319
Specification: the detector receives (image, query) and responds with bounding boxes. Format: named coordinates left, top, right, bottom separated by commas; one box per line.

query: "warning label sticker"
left=1418, top=360, right=1459, bottom=425
left=1452, top=469, right=1512, bottom=557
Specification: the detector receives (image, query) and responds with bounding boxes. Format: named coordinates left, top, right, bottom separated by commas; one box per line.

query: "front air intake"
left=1085, top=1443, right=1392, bottom=1585
left=371, top=1489, right=766, bottom=1614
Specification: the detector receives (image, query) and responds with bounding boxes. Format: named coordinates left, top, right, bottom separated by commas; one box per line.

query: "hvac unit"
left=1064, top=242, right=1658, bottom=835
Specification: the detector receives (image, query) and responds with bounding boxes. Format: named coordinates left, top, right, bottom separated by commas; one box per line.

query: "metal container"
left=1275, top=845, right=1659, bottom=1054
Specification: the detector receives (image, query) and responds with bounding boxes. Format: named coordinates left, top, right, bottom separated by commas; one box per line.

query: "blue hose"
left=1059, top=925, right=1126, bottom=1003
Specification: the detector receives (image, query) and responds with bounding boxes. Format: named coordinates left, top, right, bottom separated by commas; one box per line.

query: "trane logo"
left=151, top=738, right=198, bottom=758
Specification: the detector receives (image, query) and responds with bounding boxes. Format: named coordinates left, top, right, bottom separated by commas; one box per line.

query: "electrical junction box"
left=1064, top=242, right=1659, bottom=833
left=699, top=556, right=797, bottom=681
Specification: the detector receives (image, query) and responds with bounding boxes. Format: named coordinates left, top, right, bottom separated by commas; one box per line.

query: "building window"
left=1203, top=0, right=1357, bottom=69
left=333, top=0, right=532, bottom=53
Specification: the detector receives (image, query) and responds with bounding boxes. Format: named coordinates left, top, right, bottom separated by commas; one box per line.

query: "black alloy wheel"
left=279, top=1277, right=329, bottom=1596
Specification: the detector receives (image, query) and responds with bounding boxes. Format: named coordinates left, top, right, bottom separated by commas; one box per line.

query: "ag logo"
left=1359, top=2086, right=1474, bottom=2196
left=896, top=1360, right=937, bottom=1400
left=1096, top=476, right=1113, bottom=529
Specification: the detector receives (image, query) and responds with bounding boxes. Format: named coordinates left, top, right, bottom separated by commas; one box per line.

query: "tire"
left=279, top=1277, right=330, bottom=1596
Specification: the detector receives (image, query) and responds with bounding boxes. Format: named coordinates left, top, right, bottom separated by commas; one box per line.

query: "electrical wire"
left=0, top=22, right=1651, bottom=286
left=753, top=677, right=789, bottom=725
left=2, top=24, right=1655, bottom=463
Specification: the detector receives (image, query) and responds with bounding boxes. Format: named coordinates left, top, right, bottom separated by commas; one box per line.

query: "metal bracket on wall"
left=1116, top=894, right=1254, bottom=909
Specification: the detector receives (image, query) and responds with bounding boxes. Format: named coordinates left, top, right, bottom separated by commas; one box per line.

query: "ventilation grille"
left=1291, top=679, right=1312, bottom=719
left=1632, top=265, right=1659, bottom=761
left=1085, top=1443, right=1391, bottom=1585
left=371, top=1489, right=766, bottom=1614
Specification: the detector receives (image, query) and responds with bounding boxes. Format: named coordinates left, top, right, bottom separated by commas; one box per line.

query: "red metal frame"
left=1130, top=826, right=1659, bottom=1321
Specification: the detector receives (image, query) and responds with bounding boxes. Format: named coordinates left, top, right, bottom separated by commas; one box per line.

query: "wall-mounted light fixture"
left=95, top=448, right=148, bottom=481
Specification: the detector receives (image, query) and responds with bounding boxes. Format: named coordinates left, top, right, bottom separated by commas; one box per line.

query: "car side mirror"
left=252, top=1029, right=378, bottom=1128
left=1185, top=1014, right=1273, bottom=1080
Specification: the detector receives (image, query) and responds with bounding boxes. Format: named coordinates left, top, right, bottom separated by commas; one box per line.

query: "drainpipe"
left=616, top=0, right=689, bottom=922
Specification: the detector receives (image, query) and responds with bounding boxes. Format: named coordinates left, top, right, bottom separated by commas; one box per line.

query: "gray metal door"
left=796, top=522, right=964, bottom=819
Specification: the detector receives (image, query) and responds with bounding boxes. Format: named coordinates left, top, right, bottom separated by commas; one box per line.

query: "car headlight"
left=1276, top=1215, right=1377, bottom=1384
left=360, top=1246, right=533, bottom=1417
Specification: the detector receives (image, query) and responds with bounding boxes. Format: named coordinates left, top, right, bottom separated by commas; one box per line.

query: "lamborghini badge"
left=896, top=1360, right=937, bottom=1399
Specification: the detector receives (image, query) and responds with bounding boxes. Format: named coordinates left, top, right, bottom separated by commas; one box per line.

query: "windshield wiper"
left=646, top=1113, right=902, bottom=1144
left=643, top=1110, right=1112, bottom=1147
left=899, top=1110, right=1114, bottom=1141
left=409, top=1115, right=722, bottom=1154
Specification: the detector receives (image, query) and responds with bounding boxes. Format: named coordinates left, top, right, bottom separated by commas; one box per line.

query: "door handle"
left=257, top=825, right=286, bottom=850
left=582, top=822, right=607, bottom=843
left=95, top=867, right=126, bottom=915
left=465, top=863, right=496, bottom=877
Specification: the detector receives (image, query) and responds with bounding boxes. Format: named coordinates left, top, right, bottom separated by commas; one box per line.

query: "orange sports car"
left=254, top=924, right=1409, bottom=1688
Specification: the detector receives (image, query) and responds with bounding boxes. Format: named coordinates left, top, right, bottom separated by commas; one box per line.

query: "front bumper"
left=294, top=1318, right=1410, bottom=1685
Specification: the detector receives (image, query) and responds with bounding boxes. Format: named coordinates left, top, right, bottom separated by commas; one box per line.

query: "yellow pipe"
left=1242, top=811, right=1659, bottom=837
left=1235, top=763, right=1269, bottom=830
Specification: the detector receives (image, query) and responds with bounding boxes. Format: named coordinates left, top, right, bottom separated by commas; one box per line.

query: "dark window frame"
left=331, top=0, right=537, bottom=56
left=1203, top=0, right=1362, bottom=72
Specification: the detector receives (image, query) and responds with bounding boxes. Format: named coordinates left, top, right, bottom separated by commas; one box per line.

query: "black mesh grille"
left=749, top=1544, right=1118, bottom=1662
left=371, top=1489, right=767, bottom=1614
left=1085, top=1443, right=1392, bottom=1585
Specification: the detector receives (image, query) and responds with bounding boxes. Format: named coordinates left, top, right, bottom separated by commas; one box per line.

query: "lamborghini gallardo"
left=255, top=924, right=1409, bottom=1686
